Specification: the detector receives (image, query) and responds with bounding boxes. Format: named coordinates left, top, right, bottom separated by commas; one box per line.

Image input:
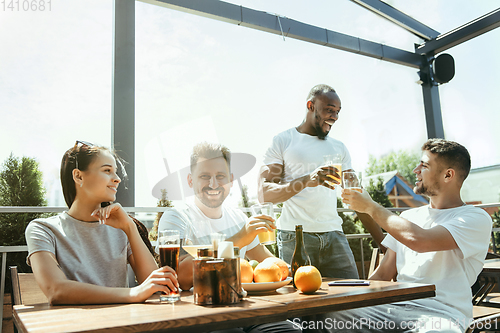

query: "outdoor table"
left=473, top=258, right=500, bottom=305
left=13, top=279, right=435, bottom=333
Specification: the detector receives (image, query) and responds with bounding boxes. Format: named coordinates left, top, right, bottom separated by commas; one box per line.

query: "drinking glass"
left=343, top=171, right=362, bottom=192
left=159, top=230, right=181, bottom=303
left=250, top=203, right=276, bottom=245
left=323, top=154, right=342, bottom=187
left=182, top=226, right=213, bottom=258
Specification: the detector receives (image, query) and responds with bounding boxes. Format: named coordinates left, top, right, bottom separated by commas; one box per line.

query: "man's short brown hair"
left=421, top=139, right=471, bottom=182
left=190, top=142, right=231, bottom=172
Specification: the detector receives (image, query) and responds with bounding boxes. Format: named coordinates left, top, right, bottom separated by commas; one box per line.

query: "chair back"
left=467, top=307, right=500, bottom=333
left=10, top=266, right=22, bottom=305
left=368, top=248, right=384, bottom=278
left=10, top=266, right=48, bottom=305
left=367, top=248, right=398, bottom=281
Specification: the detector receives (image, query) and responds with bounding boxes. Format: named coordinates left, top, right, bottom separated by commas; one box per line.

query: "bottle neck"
left=296, top=228, right=304, bottom=245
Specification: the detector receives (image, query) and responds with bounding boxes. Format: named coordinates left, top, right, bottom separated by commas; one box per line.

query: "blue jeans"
left=277, top=229, right=358, bottom=279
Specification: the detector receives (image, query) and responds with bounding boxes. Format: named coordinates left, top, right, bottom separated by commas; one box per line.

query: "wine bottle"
left=291, top=225, right=311, bottom=288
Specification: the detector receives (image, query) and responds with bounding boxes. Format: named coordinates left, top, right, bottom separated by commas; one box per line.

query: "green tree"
left=492, top=209, right=500, bottom=254
left=363, top=176, right=394, bottom=244
left=366, top=177, right=394, bottom=209
left=365, top=150, right=420, bottom=186
left=337, top=198, right=373, bottom=266
left=0, top=154, right=47, bottom=245
left=340, top=198, right=371, bottom=264
left=149, top=189, right=174, bottom=241
left=0, top=154, right=47, bottom=292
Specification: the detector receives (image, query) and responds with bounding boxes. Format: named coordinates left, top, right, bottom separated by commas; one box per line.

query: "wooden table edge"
left=12, top=307, right=28, bottom=333
left=286, top=289, right=436, bottom=318
left=12, top=300, right=291, bottom=333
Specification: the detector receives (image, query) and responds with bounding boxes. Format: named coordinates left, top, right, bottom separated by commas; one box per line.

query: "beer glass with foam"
left=343, top=171, right=362, bottom=192
left=323, top=154, right=342, bottom=187
left=159, top=230, right=181, bottom=303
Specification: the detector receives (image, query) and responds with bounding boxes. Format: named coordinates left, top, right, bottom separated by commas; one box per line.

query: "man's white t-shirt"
left=263, top=127, right=352, bottom=232
left=382, top=204, right=492, bottom=326
left=158, top=201, right=260, bottom=259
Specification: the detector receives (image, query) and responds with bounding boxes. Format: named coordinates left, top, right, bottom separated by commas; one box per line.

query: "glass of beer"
left=323, top=154, right=342, bottom=187
left=343, top=171, right=362, bottom=192
left=159, top=230, right=180, bottom=303
left=250, top=203, right=276, bottom=245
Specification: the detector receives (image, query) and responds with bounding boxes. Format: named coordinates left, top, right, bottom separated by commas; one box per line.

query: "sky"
left=1, top=0, right=499, bottom=208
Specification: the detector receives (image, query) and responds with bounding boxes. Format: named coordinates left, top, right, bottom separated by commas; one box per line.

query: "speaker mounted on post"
left=432, top=53, right=455, bottom=84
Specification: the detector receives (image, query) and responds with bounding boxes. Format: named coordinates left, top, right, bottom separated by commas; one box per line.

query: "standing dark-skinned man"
left=260, top=84, right=385, bottom=279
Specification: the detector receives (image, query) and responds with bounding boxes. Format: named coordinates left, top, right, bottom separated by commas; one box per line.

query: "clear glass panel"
left=1, top=0, right=498, bottom=208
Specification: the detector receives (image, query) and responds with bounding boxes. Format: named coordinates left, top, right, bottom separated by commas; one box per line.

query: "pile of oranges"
left=240, top=258, right=322, bottom=294
left=240, top=257, right=289, bottom=283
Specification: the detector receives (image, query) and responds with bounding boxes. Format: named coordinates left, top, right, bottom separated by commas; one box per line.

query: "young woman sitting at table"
left=25, top=141, right=178, bottom=305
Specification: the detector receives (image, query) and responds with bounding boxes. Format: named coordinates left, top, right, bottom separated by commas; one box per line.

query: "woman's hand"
left=129, top=266, right=179, bottom=303
left=91, top=203, right=132, bottom=230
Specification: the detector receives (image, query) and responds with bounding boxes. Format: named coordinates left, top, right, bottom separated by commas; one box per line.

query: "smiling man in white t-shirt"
left=158, top=142, right=280, bottom=290
left=313, top=139, right=492, bottom=333
left=158, top=142, right=299, bottom=333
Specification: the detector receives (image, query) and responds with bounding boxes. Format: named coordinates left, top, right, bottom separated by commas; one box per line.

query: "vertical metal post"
left=419, top=57, right=445, bottom=139
left=0, top=252, right=6, bottom=333
left=112, top=0, right=135, bottom=207
left=492, top=231, right=498, bottom=254
left=359, top=238, right=365, bottom=279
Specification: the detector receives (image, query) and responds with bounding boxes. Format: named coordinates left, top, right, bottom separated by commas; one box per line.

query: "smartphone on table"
left=328, top=280, right=370, bottom=286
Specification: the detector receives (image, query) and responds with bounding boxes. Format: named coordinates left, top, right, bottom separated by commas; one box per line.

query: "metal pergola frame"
left=112, top=0, right=500, bottom=206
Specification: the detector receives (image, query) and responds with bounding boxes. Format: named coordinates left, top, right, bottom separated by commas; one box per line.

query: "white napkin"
left=217, top=241, right=234, bottom=259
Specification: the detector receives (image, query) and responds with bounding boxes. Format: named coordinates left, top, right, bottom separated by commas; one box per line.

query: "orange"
left=262, top=257, right=289, bottom=281
left=294, top=266, right=322, bottom=294
left=240, top=259, right=254, bottom=283
left=253, top=261, right=282, bottom=283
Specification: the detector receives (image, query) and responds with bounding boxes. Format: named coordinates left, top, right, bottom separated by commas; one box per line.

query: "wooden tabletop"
left=252, top=279, right=435, bottom=318
left=13, top=279, right=435, bottom=333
